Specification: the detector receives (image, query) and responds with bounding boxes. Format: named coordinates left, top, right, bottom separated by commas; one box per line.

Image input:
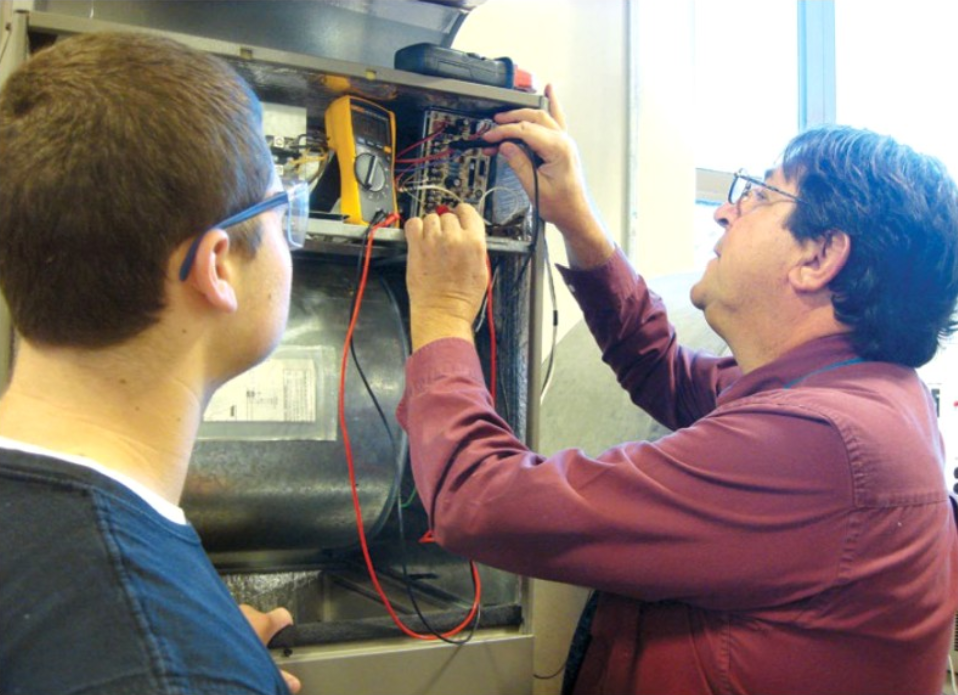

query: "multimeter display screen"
left=353, top=110, right=389, bottom=146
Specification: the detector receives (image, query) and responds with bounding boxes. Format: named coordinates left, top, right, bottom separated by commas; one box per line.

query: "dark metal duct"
left=182, top=259, right=408, bottom=570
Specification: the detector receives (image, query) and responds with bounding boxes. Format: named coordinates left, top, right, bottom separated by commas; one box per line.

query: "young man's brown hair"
left=0, top=32, right=275, bottom=348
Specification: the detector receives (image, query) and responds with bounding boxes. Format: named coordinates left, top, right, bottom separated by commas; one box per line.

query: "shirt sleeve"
left=557, top=248, right=740, bottom=430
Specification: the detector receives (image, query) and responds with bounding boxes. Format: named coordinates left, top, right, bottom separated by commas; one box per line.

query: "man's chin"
left=689, top=282, right=707, bottom=311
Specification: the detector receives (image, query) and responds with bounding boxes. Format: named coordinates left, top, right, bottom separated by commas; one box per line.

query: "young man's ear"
left=790, top=230, right=851, bottom=293
left=183, top=229, right=238, bottom=313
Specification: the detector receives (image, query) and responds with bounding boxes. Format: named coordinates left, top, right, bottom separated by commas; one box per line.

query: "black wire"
left=515, top=142, right=542, bottom=287
left=540, top=229, right=559, bottom=396
left=505, top=142, right=559, bottom=397
left=534, top=658, right=569, bottom=681
left=393, top=487, right=481, bottom=645
left=348, top=210, right=397, bottom=449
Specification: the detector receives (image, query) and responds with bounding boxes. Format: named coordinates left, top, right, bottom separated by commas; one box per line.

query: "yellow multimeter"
left=324, top=95, right=398, bottom=226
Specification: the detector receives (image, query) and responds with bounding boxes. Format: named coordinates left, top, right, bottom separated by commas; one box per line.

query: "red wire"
left=339, top=211, right=483, bottom=640
left=395, top=149, right=456, bottom=165
left=395, top=123, right=447, bottom=158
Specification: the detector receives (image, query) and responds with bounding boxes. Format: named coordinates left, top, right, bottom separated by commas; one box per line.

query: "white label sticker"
left=205, top=355, right=316, bottom=424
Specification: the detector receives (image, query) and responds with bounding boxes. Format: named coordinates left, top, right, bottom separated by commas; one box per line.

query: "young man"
left=398, top=85, right=958, bottom=694
left=0, top=32, right=302, bottom=693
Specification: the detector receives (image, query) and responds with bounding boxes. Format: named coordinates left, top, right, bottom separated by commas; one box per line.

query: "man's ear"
left=790, top=230, right=851, bottom=293
left=183, top=229, right=238, bottom=313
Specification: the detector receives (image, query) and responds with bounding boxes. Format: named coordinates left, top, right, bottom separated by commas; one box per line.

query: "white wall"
left=628, top=0, right=696, bottom=278
left=454, top=0, right=629, bottom=357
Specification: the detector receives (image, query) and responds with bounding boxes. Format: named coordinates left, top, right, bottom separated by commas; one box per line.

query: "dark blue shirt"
left=0, top=447, right=290, bottom=695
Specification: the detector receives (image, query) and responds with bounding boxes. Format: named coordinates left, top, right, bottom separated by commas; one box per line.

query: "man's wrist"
left=410, top=313, right=475, bottom=352
left=558, top=218, right=616, bottom=270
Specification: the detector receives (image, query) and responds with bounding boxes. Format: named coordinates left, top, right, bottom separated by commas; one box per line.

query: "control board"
left=399, top=108, right=529, bottom=238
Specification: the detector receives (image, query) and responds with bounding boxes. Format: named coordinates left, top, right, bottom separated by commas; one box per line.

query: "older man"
left=398, top=85, right=958, bottom=695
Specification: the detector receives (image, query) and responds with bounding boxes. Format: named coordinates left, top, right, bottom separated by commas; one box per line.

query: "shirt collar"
left=0, top=436, right=187, bottom=524
left=717, top=334, right=861, bottom=405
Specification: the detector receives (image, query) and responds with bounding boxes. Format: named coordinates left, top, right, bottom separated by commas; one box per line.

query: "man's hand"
left=483, top=84, right=614, bottom=269
left=404, top=204, right=489, bottom=351
left=239, top=604, right=302, bottom=694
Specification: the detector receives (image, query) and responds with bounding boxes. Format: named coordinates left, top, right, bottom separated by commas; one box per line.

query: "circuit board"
left=401, top=109, right=529, bottom=237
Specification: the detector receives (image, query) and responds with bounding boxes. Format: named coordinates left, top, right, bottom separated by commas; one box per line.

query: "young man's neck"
left=0, top=340, right=205, bottom=504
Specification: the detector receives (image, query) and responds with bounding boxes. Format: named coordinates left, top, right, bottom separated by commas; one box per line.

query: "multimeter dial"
left=354, top=152, right=387, bottom=192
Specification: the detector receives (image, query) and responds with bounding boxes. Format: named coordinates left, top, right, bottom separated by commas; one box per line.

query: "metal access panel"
left=25, top=0, right=484, bottom=67
left=1, top=8, right=546, bottom=695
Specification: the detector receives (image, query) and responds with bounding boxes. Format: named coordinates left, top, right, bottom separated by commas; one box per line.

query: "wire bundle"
left=338, top=210, right=484, bottom=643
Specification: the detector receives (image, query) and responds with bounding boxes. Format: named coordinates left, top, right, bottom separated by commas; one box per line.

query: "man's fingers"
left=266, top=607, right=294, bottom=633
left=404, top=204, right=485, bottom=259
left=544, top=83, right=567, bottom=130
left=492, top=106, right=558, bottom=131
left=455, top=203, right=486, bottom=240
left=239, top=604, right=293, bottom=642
left=422, top=212, right=443, bottom=238
left=404, top=216, right=424, bottom=240
left=282, top=670, right=302, bottom=693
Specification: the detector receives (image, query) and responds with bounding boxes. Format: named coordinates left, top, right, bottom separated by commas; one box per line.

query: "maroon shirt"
left=397, top=249, right=958, bottom=695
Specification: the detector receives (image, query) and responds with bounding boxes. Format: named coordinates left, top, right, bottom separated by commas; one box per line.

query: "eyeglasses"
left=178, top=180, right=310, bottom=281
left=728, top=169, right=805, bottom=210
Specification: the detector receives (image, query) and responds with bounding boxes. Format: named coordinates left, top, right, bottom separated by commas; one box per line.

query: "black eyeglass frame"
left=178, top=180, right=310, bottom=282
left=728, top=168, right=806, bottom=208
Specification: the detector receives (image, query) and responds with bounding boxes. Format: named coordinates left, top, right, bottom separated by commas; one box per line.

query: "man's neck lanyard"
left=783, top=357, right=865, bottom=389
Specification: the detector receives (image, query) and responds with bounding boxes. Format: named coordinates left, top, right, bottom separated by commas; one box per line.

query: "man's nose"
left=713, top=200, right=736, bottom=229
